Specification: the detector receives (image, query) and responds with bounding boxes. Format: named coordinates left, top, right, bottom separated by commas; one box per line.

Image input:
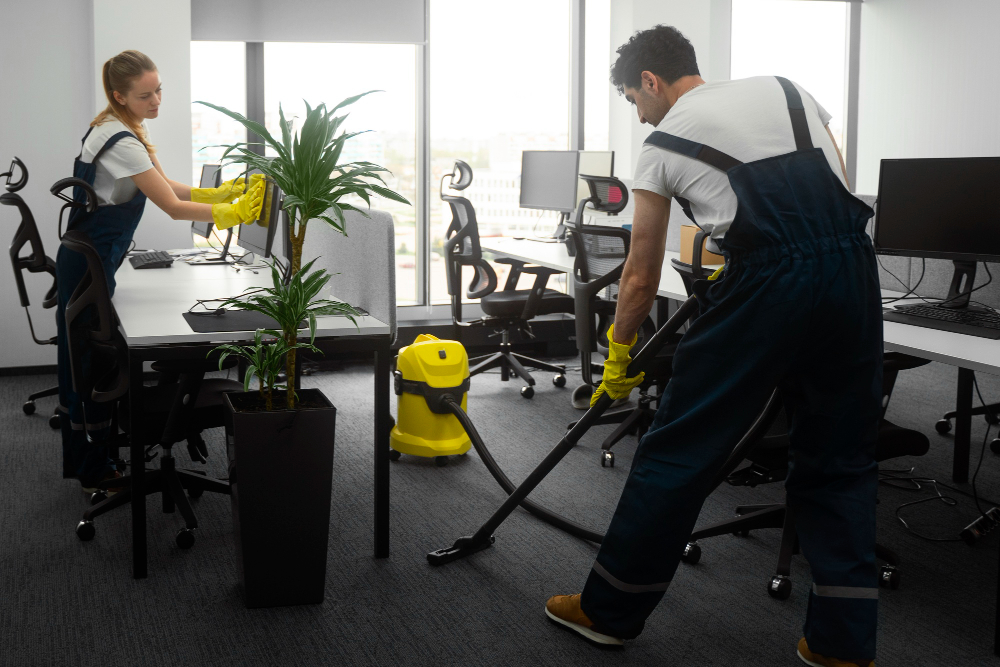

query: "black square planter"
left=224, top=389, right=336, bottom=608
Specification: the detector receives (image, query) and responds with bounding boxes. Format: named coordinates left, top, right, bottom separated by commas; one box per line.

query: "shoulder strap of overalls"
left=91, top=131, right=141, bottom=164
left=76, top=127, right=95, bottom=159
left=774, top=76, right=813, bottom=151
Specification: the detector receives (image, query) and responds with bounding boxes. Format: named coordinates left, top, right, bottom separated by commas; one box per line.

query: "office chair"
left=2, top=157, right=62, bottom=429
left=668, top=235, right=933, bottom=596
left=442, top=159, right=572, bottom=398
left=60, top=230, right=240, bottom=549
left=568, top=175, right=681, bottom=467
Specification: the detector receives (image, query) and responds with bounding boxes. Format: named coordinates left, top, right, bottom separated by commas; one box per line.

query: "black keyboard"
left=129, top=250, right=173, bottom=269
left=883, top=304, right=1000, bottom=339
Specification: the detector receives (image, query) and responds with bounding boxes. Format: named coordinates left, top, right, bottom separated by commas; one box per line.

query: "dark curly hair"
left=611, top=25, right=700, bottom=95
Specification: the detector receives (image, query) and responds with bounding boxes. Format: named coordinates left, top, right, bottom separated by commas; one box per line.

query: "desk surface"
left=483, top=237, right=720, bottom=302
left=113, top=257, right=389, bottom=346
left=483, top=237, right=1000, bottom=376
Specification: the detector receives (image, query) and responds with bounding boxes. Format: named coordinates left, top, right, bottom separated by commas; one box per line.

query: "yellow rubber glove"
left=191, top=173, right=264, bottom=204
left=211, top=179, right=264, bottom=230
left=591, top=323, right=646, bottom=407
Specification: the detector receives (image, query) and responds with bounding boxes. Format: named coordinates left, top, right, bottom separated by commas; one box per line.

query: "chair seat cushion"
left=480, top=289, right=574, bottom=318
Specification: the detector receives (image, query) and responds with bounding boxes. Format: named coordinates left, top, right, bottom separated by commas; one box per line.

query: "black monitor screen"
left=191, top=164, right=222, bottom=238
left=874, top=157, right=1000, bottom=263
left=519, top=151, right=581, bottom=213
left=237, top=176, right=283, bottom=258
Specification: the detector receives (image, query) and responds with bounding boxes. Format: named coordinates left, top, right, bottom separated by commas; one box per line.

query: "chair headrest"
left=445, top=160, right=473, bottom=191
left=1, top=157, right=27, bottom=193
left=578, top=175, right=629, bottom=214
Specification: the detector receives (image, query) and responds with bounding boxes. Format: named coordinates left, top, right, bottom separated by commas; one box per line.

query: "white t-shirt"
left=631, top=76, right=844, bottom=251
left=80, top=119, right=154, bottom=206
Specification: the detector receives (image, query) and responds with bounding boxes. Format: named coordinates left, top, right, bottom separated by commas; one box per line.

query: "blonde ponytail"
left=91, top=50, right=157, bottom=153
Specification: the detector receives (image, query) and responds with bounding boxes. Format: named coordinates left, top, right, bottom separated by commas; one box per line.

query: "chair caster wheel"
left=23, top=401, right=35, bottom=415
left=680, top=542, right=701, bottom=565
left=435, top=456, right=449, bottom=467
left=76, top=520, right=95, bottom=541
left=552, top=374, right=566, bottom=388
left=991, top=439, right=1000, bottom=455
left=388, top=449, right=401, bottom=461
left=600, top=451, right=614, bottom=468
left=935, top=419, right=952, bottom=434
left=188, top=486, right=204, bottom=499
left=768, top=575, right=792, bottom=600
left=176, top=528, right=196, bottom=549
left=879, top=565, right=900, bottom=590
left=520, top=386, right=534, bottom=399
left=988, top=412, right=1000, bottom=426
left=89, top=491, right=108, bottom=506
left=49, top=413, right=61, bottom=429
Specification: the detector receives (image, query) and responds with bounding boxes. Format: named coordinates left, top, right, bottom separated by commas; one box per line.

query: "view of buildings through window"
left=190, top=42, right=246, bottom=186
left=730, top=0, right=850, bottom=157
left=428, top=0, right=573, bottom=304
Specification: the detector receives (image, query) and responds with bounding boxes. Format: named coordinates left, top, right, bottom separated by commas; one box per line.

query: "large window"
left=584, top=0, right=611, bottom=151
left=731, top=0, right=849, bottom=156
left=190, top=42, right=247, bottom=185
left=429, top=0, right=573, bottom=304
left=263, top=43, right=419, bottom=305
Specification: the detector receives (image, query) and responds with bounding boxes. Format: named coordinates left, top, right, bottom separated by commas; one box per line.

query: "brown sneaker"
left=798, top=638, right=874, bottom=667
left=544, top=594, right=624, bottom=647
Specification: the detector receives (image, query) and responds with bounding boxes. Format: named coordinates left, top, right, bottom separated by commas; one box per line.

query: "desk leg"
left=374, top=340, right=391, bottom=558
left=954, top=367, right=973, bottom=484
left=129, top=353, right=147, bottom=579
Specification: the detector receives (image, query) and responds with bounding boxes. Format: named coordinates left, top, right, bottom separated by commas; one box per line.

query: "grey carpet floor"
left=2, top=359, right=1000, bottom=666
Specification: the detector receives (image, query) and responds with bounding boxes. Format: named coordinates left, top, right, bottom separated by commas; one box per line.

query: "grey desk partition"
left=302, top=208, right=397, bottom=345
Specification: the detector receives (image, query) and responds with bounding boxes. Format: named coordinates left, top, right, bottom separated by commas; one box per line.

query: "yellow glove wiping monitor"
left=192, top=173, right=263, bottom=205
left=211, top=179, right=265, bottom=231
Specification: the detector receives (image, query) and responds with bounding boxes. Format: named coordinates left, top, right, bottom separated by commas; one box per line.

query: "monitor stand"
left=941, top=260, right=988, bottom=311
left=192, top=228, right=234, bottom=264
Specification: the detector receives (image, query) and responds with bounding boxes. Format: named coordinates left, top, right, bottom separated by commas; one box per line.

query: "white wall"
left=608, top=0, right=732, bottom=178
left=0, top=0, right=193, bottom=369
left=855, top=0, right=1000, bottom=194
left=0, top=0, right=95, bottom=368
left=93, top=0, right=193, bottom=252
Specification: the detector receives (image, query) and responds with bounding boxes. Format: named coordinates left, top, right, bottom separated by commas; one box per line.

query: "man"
left=544, top=25, right=882, bottom=667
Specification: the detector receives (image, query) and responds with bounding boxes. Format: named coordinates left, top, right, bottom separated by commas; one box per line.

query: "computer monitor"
left=519, top=151, right=581, bottom=214
left=191, top=164, right=222, bottom=238
left=874, top=156, right=1000, bottom=308
left=237, top=173, right=285, bottom=260
left=577, top=150, right=614, bottom=205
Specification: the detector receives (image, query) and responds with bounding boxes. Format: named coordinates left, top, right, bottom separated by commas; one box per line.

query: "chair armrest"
left=495, top=257, right=526, bottom=291
left=519, top=268, right=565, bottom=321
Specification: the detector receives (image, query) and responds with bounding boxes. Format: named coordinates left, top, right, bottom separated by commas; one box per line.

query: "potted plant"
left=197, top=93, right=410, bottom=406
left=198, top=94, right=410, bottom=607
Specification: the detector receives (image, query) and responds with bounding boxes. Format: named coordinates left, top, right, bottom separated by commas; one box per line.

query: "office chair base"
left=469, top=350, right=566, bottom=398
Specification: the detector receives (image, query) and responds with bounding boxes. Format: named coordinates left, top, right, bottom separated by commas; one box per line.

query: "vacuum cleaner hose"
left=442, top=395, right=605, bottom=543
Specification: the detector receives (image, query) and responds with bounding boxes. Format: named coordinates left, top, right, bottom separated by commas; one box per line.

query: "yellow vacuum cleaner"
left=390, top=334, right=471, bottom=467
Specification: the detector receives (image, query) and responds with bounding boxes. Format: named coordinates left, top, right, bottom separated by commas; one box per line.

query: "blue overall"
left=580, top=77, right=883, bottom=661
left=57, top=128, right=146, bottom=485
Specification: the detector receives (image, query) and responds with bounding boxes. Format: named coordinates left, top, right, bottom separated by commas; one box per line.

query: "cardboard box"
left=679, top=225, right=725, bottom=265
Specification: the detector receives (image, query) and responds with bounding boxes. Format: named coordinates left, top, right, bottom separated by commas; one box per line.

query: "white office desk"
left=483, top=236, right=721, bottom=302
left=112, top=257, right=393, bottom=578
left=114, top=260, right=390, bottom=346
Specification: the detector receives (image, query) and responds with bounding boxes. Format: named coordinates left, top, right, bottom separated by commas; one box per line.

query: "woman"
left=57, top=49, right=263, bottom=492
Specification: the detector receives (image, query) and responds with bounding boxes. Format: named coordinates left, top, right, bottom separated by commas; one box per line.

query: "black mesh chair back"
left=441, top=160, right=498, bottom=323
left=570, top=224, right=631, bottom=386
left=60, top=230, right=129, bottom=406
left=3, top=191, right=58, bottom=314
